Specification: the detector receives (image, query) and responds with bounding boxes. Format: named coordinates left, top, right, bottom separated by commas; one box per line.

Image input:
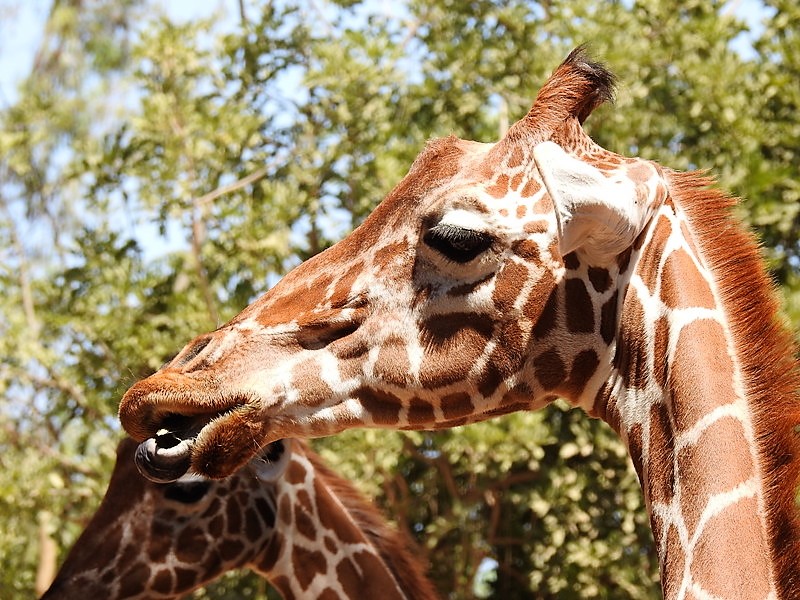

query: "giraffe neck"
left=251, top=442, right=438, bottom=600
left=595, top=172, right=800, bottom=599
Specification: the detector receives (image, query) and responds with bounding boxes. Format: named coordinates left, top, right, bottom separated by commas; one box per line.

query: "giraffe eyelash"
left=422, top=223, right=494, bottom=263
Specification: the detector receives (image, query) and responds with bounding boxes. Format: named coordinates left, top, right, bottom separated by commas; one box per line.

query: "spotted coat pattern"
left=42, top=439, right=438, bottom=600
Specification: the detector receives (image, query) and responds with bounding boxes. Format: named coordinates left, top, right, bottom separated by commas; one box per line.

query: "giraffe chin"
left=135, top=430, right=196, bottom=483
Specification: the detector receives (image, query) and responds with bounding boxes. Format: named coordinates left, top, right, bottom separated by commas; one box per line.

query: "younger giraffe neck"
left=42, top=438, right=437, bottom=600
left=596, top=172, right=800, bottom=599
left=254, top=441, right=437, bottom=599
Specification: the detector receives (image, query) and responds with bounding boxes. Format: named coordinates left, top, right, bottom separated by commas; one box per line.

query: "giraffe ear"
left=532, top=141, right=663, bottom=265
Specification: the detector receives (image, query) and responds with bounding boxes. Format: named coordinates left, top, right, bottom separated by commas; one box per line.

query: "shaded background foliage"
left=1, top=0, right=797, bottom=598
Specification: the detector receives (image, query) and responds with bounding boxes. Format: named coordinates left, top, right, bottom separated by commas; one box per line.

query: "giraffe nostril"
left=261, top=440, right=285, bottom=463
left=173, top=336, right=212, bottom=368
left=296, top=322, right=360, bottom=351
left=251, top=439, right=291, bottom=482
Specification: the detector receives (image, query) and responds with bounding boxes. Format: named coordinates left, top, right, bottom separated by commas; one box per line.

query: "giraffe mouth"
left=134, top=416, right=209, bottom=483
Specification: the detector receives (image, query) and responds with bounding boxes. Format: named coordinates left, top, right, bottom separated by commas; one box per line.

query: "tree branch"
left=0, top=196, right=40, bottom=336
left=195, top=166, right=269, bottom=207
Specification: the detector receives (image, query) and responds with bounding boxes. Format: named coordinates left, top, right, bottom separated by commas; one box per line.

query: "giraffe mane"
left=667, top=169, right=800, bottom=597
left=299, top=441, right=440, bottom=600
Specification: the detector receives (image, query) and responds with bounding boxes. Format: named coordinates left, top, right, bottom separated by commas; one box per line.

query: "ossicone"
left=505, top=45, right=617, bottom=144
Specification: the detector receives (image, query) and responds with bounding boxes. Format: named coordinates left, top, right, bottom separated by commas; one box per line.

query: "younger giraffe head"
left=42, top=438, right=437, bottom=599
left=119, top=47, right=668, bottom=480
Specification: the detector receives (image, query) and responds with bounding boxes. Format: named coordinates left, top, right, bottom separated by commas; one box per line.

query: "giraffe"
left=119, top=47, right=800, bottom=598
left=41, top=437, right=438, bottom=599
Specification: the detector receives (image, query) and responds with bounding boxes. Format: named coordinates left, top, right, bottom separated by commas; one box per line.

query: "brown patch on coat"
left=507, top=145, right=525, bottom=168
left=661, top=524, right=685, bottom=600
left=354, top=388, right=402, bottom=425
left=533, top=347, right=566, bottom=390
left=219, top=539, right=244, bottom=561
left=668, top=318, right=736, bottom=434
left=374, top=242, right=410, bottom=271
left=292, top=546, right=328, bottom=590
left=151, top=569, right=174, bottom=595
left=587, top=267, right=611, bottom=293
left=636, top=214, right=671, bottom=295
left=653, top=316, right=670, bottom=389
left=522, top=219, right=548, bottom=235
left=677, top=416, right=754, bottom=538
left=616, top=292, right=648, bottom=390
left=530, top=284, right=559, bottom=339
left=292, top=361, right=334, bottom=407
left=329, top=261, right=365, bottom=308
left=520, top=177, right=541, bottom=198
left=486, top=174, right=510, bottom=198
left=477, top=320, right=528, bottom=397
left=660, top=248, right=715, bottom=310
left=258, top=273, right=334, bottom=328
left=599, top=291, right=618, bottom=345
left=407, top=397, right=435, bottom=424
left=419, top=313, right=494, bottom=388
left=512, top=239, right=541, bottom=262
left=646, top=405, right=675, bottom=507
left=563, top=252, right=580, bottom=270
left=690, top=495, right=771, bottom=599
left=565, top=278, right=595, bottom=333
left=564, top=349, right=600, bottom=398
left=492, top=261, right=528, bottom=313
left=225, top=497, right=243, bottom=534
left=294, top=491, right=316, bottom=540
left=441, top=392, right=475, bottom=421
left=244, top=507, right=263, bottom=543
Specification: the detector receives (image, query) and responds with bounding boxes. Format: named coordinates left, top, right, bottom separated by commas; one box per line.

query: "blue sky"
left=0, top=0, right=231, bottom=107
left=0, top=0, right=775, bottom=106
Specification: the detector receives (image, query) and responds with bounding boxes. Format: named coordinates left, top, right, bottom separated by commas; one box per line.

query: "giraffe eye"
left=164, top=481, right=211, bottom=504
left=423, top=224, right=493, bottom=263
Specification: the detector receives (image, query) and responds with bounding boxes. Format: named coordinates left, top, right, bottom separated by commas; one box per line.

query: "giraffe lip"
left=135, top=427, right=200, bottom=483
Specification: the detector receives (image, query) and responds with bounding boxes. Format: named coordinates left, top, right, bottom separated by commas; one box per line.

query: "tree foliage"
left=1, top=1, right=797, bottom=598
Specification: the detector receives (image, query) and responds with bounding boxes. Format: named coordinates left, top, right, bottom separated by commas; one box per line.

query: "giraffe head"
left=42, top=438, right=285, bottom=599
left=119, top=47, right=669, bottom=480
left=42, top=437, right=437, bottom=599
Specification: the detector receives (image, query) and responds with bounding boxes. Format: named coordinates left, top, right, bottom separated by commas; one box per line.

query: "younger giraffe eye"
left=423, top=224, right=493, bottom=263
left=164, top=481, right=211, bottom=504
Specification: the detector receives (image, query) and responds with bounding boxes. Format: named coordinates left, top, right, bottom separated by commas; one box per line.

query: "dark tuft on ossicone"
left=511, top=44, right=617, bottom=142
left=561, top=44, right=616, bottom=122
